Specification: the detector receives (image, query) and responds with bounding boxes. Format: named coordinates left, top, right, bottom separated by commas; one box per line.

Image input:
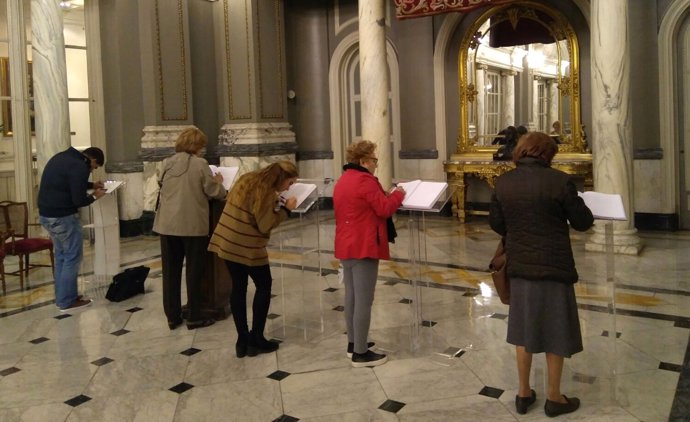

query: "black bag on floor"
left=106, top=266, right=150, bottom=302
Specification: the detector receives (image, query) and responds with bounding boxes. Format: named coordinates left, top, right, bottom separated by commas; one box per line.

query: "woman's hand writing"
left=284, top=197, right=298, bottom=211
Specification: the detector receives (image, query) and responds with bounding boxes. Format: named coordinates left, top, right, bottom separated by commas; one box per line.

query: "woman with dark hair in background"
left=154, top=128, right=226, bottom=330
left=209, top=161, right=298, bottom=358
left=489, top=131, right=593, bottom=417
left=334, top=140, right=405, bottom=367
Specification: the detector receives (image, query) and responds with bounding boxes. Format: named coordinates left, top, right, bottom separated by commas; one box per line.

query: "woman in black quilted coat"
left=489, top=131, right=593, bottom=417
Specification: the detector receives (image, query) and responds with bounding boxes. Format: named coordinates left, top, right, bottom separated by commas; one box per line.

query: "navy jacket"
left=38, top=147, right=95, bottom=217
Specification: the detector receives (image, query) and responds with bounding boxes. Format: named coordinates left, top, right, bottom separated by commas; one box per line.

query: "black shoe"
left=247, top=336, right=279, bottom=357
left=351, top=350, right=387, bottom=368
left=186, top=319, right=215, bottom=330
left=515, top=389, right=536, bottom=414
left=168, top=318, right=183, bottom=330
left=236, top=342, right=248, bottom=358
left=544, top=395, right=580, bottom=417
left=346, top=342, right=376, bottom=358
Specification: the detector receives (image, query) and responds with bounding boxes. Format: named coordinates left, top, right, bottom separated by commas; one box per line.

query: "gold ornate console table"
left=444, top=155, right=593, bottom=222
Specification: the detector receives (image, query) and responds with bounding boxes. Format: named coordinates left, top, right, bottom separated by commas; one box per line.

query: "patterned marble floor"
left=0, top=214, right=688, bottom=422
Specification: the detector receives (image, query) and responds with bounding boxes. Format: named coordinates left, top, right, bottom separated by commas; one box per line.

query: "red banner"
left=394, top=0, right=514, bottom=20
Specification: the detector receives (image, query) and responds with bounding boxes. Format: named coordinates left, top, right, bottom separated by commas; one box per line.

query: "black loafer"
left=515, top=389, right=536, bottom=414
left=247, top=337, right=280, bottom=357
left=235, top=342, right=248, bottom=358
left=168, top=318, right=183, bottom=330
left=544, top=395, right=580, bottom=417
left=186, top=319, right=215, bottom=330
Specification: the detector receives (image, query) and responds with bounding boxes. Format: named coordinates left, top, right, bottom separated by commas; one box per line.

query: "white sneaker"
left=59, top=298, right=92, bottom=312
left=351, top=350, right=387, bottom=368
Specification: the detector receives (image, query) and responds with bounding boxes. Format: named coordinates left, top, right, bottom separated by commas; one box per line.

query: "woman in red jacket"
left=333, top=140, right=405, bottom=367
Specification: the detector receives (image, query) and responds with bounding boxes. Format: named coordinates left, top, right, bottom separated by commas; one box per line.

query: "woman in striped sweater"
left=208, top=161, right=298, bottom=358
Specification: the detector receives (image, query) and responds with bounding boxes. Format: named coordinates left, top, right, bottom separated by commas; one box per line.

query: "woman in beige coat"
left=153, top=128, right=226, bottom=330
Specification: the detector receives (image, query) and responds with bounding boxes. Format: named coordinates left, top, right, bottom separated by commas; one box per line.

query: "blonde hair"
left=230, top=161, right=299, bottom=213
left=175, top=128, right=207, bottom=154
left=345, top=140, right=376, bottom=164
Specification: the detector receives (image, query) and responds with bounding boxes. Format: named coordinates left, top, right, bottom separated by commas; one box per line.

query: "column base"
left=585, top=223, right=643, bottom=255
left=217, top=122, right=298, bottom=173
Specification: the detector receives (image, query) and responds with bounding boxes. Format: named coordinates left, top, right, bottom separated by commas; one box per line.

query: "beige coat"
left=153, top=152, right=226, bottom=236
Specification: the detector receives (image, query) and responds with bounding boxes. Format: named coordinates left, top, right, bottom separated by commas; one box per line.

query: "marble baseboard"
left=120, top=211, right=156, bottom=238
left=634, top=213, right=678, bottom=231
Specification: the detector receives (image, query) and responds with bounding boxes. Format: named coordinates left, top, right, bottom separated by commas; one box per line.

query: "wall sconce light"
left=287, top=89, right=296, bottom=100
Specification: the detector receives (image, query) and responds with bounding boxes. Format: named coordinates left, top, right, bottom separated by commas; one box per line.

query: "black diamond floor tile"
left=64, top=394, right=92, bottom=407
left=383, top=280, right=398, bottom=286
left=126, top=307, right=143, bottom=313
left=572, top=373, right=596, bottom=384
left=332, top=305, right=345, bottom=312
left=674, top=319, right=690, bottom=329
left=271, top=294, right=278, bottom=298
left=0, top=367, right=21, bottom=376
left=273, top=415, right=299, bottom=422
left=29, top=337, right=49, bottom=344
left=54, top=314, right=71, bottom=320
left=110, top=329, right=131, bottom=336
left=267, top=313, right=281, bottom=320
left=478, top=386, right=504, bottom=399
left=462, top=291, right=478, bottom=297
left=90, top=357, right=114, bottom=366
left=378, top=399, right=406, bottom=413
left=323, top=287, right=338, bottom=292
left=421, top=320, right=437, bottom=327
left=659, top=362, right=682, bottom=373
left=267, top=370, right=291, bottom=381
left=399, top=298, right=412, bottom=304
left=169, top=382, right=194, bottom=394
left=490, top=313, right=508, bottom=320
left=601, top=330, right=622, bottom=338
left=180, top=347, right=201, bottom=356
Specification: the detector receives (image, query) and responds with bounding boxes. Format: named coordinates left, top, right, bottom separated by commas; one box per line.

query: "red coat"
left=334, top=167, right=404, bottom=260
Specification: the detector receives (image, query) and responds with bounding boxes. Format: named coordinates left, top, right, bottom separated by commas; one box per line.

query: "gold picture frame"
left=0, top=57, right=34, bottom=137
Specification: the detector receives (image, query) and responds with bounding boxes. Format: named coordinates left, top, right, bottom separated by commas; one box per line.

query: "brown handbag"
left=489, top=238, right=510, bottom=305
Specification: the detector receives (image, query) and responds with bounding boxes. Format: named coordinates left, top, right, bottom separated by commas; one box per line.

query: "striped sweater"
left=208, top=190, right=289, bottom=266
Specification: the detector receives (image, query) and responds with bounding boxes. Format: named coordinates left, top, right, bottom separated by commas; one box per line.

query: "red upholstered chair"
left=0, top=201, right=55, bottom=290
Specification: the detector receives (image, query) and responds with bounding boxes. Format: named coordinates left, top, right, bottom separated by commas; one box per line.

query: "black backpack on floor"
left=106, top=266, right=150, bottom=302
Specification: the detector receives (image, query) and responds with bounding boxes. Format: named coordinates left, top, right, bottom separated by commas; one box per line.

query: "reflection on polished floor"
left=0, top=213, right=688, bottom=421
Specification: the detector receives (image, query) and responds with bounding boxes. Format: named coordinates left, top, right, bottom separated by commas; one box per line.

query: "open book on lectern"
left=578, top=191, right=627, bottom=221
left=282, top=182, right=318, bottom=208
left=397, top=180, right=448, bottom=210
left=208, top=165, right=239, bottom=191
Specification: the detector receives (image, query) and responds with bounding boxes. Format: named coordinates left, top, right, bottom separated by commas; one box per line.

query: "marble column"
left=531, top=77, right=540, bottom=130
left=138, top=0, right=195, bottom=211
left=586, top=0, right=641, bottom=254
left=549, top=80, right=559, bottom=130
left=31, top=0, right=70, bottom=174
left=358, top=0, right=392, bottom=187
left=502, top=71, right=515, bottom=127
left=475, top=64, right=486, bottom=143
left=7, top=0, right=32, bottom=206
left=215, top=0, right=297, bottom=176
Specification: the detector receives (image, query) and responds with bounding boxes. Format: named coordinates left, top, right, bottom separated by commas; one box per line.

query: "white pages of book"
left=209, top=165, right=239, bottom=190
left=103, top=180, right=123, bottom=194
left=397, top=179, right=448, bottom=210
left=578, top=191, right=627, bottom=221
left=283, top=182, right=318, bottom=208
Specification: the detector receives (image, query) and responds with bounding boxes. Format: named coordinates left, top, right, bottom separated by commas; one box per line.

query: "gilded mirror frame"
left=457, top=1, right=584, bottom=155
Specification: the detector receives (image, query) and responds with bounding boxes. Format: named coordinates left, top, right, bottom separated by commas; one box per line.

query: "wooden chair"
left=0, top=231, right=8, bottom=295
left=0, top=201, right=55, bottom=290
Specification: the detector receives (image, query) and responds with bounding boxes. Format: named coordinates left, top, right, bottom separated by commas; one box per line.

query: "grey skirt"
left=507, top=277, right=583, bottom=358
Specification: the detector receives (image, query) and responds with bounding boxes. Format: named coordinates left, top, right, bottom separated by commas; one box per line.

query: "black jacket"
left=38, top=147, right=95, bottom=217
left=489, top=157, right=593, bottom=284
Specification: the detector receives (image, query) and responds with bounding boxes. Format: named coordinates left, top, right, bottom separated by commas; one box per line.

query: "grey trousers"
left=341, top=258, right=379, bottom=354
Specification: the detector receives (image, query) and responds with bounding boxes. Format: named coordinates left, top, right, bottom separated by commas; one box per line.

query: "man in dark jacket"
left=38, top=147, right=106, bottom=311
